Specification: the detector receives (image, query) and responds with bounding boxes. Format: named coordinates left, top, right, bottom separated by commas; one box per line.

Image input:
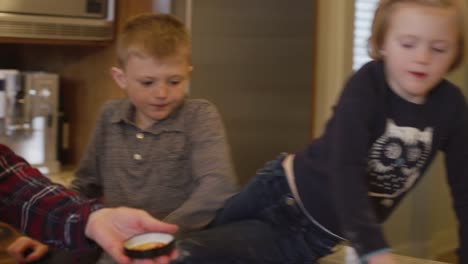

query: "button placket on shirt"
left=133, top=132, right=145, bottom=161
left=133, top=153, right=143, bottom=160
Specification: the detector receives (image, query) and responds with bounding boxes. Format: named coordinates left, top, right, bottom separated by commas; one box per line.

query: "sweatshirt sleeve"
left=442, top=94, right=468, bottom=264
left=0, top=144, right=102, bottom=250
left=327, top=68, right=389, bottom=256
left=163, top=100, right=238, bottom=231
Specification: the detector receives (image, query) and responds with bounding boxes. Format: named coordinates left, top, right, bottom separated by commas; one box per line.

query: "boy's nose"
left=153, top=85, right=169, bottom=98
left=415, top=47, right=431, bottom=64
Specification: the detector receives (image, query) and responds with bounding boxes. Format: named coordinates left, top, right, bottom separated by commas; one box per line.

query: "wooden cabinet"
left=0, top=0, right=153, bottom=165
left=0, top=38, right=112, bottom=46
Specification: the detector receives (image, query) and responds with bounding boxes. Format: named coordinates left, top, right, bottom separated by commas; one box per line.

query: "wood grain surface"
left=0, top=222, right=20, bottom=264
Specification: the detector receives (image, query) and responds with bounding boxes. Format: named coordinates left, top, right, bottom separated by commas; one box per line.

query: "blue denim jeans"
left=172, top=155, right=342, bottom=264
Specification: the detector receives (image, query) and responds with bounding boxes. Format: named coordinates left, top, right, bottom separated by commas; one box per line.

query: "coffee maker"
left=0, top=70, right=60, bottom=175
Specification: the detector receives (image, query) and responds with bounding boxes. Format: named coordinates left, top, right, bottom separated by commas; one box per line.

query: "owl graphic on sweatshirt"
left=367, top=119, right=433, bottom=205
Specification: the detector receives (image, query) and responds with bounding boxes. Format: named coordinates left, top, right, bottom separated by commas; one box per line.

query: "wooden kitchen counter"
left=42, top=169, right=451, bottom=263
left=0, top=220, right=449, bottom=264
left=0, top=223, right=20, bottom=264
left=47, top=167, right=76, bottom=187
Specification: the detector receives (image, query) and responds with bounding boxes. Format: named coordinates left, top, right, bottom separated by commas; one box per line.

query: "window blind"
left=352, top=0, right=379, bottom=71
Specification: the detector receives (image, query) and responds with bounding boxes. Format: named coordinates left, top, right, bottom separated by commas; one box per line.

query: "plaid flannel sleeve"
left=0, top=144, right=103, bottom=250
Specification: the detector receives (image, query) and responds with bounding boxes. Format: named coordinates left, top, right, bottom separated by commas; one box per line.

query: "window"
left=352, top=0, right=379, bottom=71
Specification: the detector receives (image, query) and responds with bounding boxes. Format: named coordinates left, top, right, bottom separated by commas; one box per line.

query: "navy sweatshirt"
left=293, top=61, right=468, bottom=260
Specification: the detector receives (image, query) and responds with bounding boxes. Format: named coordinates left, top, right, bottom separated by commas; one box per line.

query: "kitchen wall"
left=172, top=0, right=316, bottom=185
left=314, top=0, right=467, bottom=259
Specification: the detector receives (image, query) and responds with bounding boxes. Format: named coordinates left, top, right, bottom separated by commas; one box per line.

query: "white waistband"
left=282, top=154, right=345, bottom=241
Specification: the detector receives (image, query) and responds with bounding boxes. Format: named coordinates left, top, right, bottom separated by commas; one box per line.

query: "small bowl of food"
left=124, top=232, right=175, bottom=259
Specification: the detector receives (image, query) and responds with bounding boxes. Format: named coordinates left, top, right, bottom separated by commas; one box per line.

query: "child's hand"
left=7, top=236, right=49, bottom=263
left=367, top=252, right=399, bottom=264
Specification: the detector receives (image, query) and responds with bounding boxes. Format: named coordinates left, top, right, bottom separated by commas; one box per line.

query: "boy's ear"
left=110, top=67, right=127, bottom=89
left=187, top=66, right=194, bottom=78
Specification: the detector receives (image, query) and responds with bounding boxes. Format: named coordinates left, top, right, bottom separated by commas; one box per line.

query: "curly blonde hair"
left=116, top=13, right=191, bottom=67
left=368, top=0, right=466, bottom=72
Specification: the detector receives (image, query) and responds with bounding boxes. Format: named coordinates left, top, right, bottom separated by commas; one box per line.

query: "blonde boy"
left=71, top=13, right=236, bottom=239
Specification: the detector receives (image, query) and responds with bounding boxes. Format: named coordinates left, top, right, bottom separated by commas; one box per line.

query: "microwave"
left=0, top=0, right=115, bottom=40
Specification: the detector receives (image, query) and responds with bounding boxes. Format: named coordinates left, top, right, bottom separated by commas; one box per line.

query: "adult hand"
left=85, top=207, right=178, bottom=264
left=7, top=236, right=49, bottom=263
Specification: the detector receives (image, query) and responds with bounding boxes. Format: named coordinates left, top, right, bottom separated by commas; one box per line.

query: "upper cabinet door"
left=0, top=0, right=115, bottom=45
left=0, top=0, right=109, bottom=18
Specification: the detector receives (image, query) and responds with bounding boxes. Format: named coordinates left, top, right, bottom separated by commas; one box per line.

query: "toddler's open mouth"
left=409, top=71, right=427, bottom=79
